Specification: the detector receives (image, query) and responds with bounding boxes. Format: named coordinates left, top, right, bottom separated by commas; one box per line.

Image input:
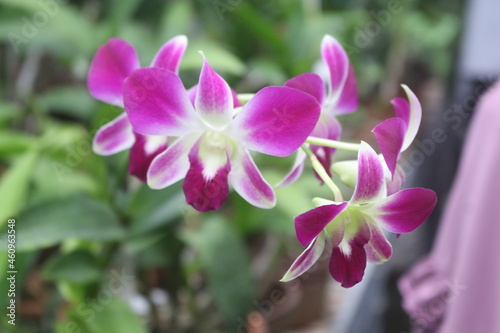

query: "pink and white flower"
left=281, top=141, right=436, bottom=288
left=372, top=85, right=422, bottom=194
left=88, top=35, right=188, bottom=181
left=332, top=85, right=421, bottom=194
left=278, top=34, right=358, bottom=186
left=123, top=56, right=321, bottom=212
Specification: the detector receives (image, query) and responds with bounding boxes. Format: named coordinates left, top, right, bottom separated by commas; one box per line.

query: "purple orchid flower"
left=88, top=35, right=188, bottom=181
left=278, top=34, right=358, bottom=186
left=281, top=141, right=436, bottom=288
left=123, top=56, right=321, bottom=212
left=372, top=85, right=422, bottom=194
left=331, top=85, right=421, bottom=194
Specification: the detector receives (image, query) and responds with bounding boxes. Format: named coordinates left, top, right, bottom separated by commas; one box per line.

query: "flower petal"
left=150, top=35, right=188, bottom=73
left=183, top=137, right=231, bottom=212
left=295, top=203, right=348, bottom=247
left=391, top=97, right=410, bottom=128
left=147, top=134, right=200, bottom=189
left=93, top=113, right=135, bottom=155
left=311, top=114, right=342, bottom=179
left=195, top=57, right=233, bottom=130
left=372, top=117, right=406, bottom=177
left=334, top=64, right=358, bottom=114
left=124, top=68, right=199, bottom=136
left=400, top=85, right=422, bottom=152
left=229, top=147, right=276, bottom=209
left=128, top=134, right=168, bottom=182
left=330, top=223, right=370, bottom=288
left=365, top=222, right=392, bottom=263
left=188, top=84, right=241, bottom=108
left=365, top=188, right=437, bottom=233
left=351, top=141, right=386, bottom=203
left=88, top=38, right=139, bottom=106
left=321, top=35, right=349, bottom=104
left=280, top=233, right=326, bottom=282
left=232, top=86, right=321, bottom=157
left=284, top=73, right=325, bottom=104
left=386, top=164, right=405, bottom=195
left=275, top=149, right=307, bottom=188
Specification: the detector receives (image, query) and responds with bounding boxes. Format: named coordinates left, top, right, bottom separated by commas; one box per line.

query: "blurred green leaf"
left=0, top=0, right=100, bottom=54
left=159, top=0, right=194, bottom=39
left=109, top=0, right=141, bottom=34
left=128, top=182, right=185, bottom=236
left=0, top=102, right=22, bottom=128
left=0, top=131, right=36, bottom=157
left=42, top=249, right=101, bottom=284
left=182, top=217, right=254, bottom=328
left=0, top=150, right=38, bottom=229
left=29, top=156, right=103, bottom=206
left=16, top=195, right=125, bottom=251
left=37, top=87, right=97, bottom=121
left=59, top=298, right=147, bottom=333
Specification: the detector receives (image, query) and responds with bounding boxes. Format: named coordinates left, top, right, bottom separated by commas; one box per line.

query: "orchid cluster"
left=88, top=34, right=437, bottom=288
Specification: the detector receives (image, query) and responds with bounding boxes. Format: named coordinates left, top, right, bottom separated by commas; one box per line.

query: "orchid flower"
left=372, top=85, right=422, bottom=194
left=88, top=35, right=188, bottom=181
left=281, top=141, right=436, bottom=288
left=332, top=85, right=421, bottom=194
left=123, top=56, right=321, bottom=212
left=278, top=34, right=358, bottom=186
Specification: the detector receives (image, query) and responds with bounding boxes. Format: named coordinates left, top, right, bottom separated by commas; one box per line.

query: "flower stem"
left=306, top=136, right=360, bottom=151
left=301, top=145, right=343, bottom=201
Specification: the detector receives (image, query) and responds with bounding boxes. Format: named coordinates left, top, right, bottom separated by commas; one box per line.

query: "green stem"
left=301, top=145, right=343, bottom=201
left=306, top=136, right=360, bottom=151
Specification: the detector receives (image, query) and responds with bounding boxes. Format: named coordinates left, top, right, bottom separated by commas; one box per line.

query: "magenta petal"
left=334, top=65, right=358, bottom=114
left=400, top=85, right=422, bottom=151
left=321, top=35, right=349, bottom=100
left=330, top=235, right=368, bottom=288
left=183, top=140, right=231, bottom=212
left=195, top=58, right=233, bottom=130
left=391, top=97, right=410, bottom=127
left=93, top=113, right=135, bottom=155
left=276, top=149, right=307, bottom=188
left=365, top=223, right=393, bottom=263
left=372, top=117, right=406, bottom=177
left=128, top=134, right=168, bottom=182
left=386, top=164, right=405, bottom=195
left=285, top=73, right=326, bottom=104
left=150, top=35, right=187, bottom=73
left=147, top=134, right=200, bottom=189
left=311, top=114, right=342, bottom=180
left=232, top=86, right=321, bottom=157
left=124, top=68, right=198, bottom=136
left=188, top=84, right=241, bottom=108
left=351, top=142, right=386, bottom=203
left=229, top=147, right=276, bottom=208
left=88, top=38, right=139, bottom=106
left=295, top=203, right=348, bottom=247
left=281, top=233, right=326, bottom=282
left=369, top=188, right=437, bottom=233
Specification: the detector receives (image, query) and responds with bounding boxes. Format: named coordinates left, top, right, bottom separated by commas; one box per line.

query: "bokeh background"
left=1, top=0, right=484, bottom=332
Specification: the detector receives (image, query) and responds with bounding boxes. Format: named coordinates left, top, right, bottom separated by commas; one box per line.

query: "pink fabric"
left=399, top=81, right=500, bottom=333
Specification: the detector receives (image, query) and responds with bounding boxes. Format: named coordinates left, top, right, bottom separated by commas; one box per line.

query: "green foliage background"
left=0, top=0, right=461, bottom=331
